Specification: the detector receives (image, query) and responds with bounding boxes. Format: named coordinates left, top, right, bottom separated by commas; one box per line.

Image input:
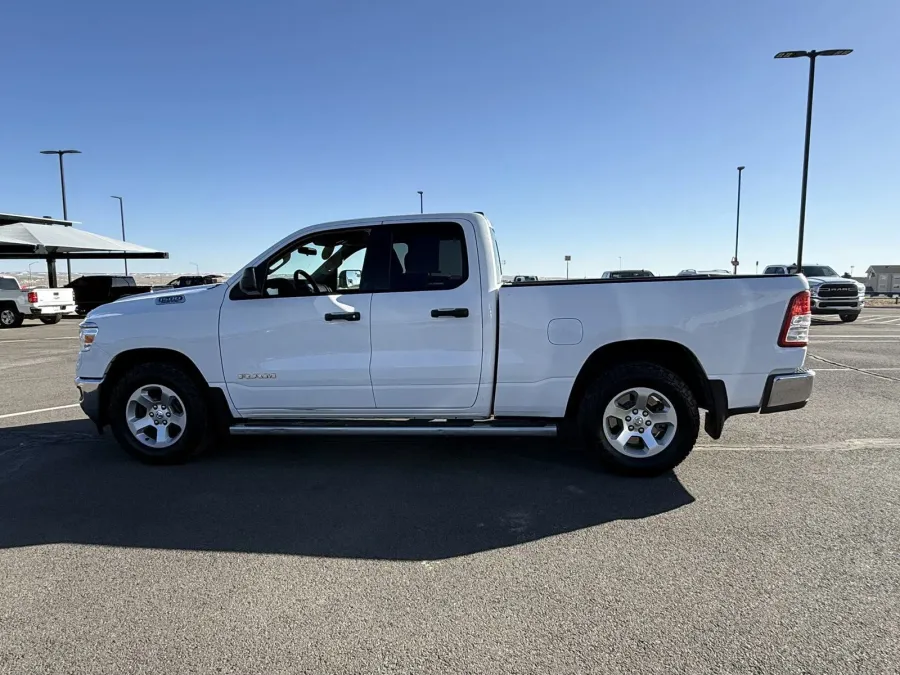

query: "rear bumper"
left=75, top=377, right=104, bottom=427
left=704, top=369, right=815, bottom=438
left=760, top=370, right=815, bottom=414
left=29, top=305, right=73, bottom=316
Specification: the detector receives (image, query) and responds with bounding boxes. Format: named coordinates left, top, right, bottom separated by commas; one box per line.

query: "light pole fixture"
left=417, top=190, right=424, bottom=214
left=774, top=48, right=852, bottom=270
left=110, top=196, right=128, bottom=276
left=565, top=255, right=571, bottom=279
left=733, top=166, right=745, bottom=274
left=40, top=149, right=81, bottom=284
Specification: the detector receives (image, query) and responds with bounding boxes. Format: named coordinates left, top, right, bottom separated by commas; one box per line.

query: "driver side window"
left=262, top=228, right=371, bottom=298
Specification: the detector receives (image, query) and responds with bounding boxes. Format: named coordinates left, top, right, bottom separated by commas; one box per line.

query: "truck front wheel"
left=839, top=313, right=859, bottom=323
left=577, top=362, right=700, bottom=476
left=107, top=362, right=212, bottom=464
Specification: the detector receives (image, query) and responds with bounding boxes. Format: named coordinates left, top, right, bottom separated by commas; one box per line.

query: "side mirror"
left=339, top=269, right=361, bottom=288
left=239, top=267, right=262, bottom=295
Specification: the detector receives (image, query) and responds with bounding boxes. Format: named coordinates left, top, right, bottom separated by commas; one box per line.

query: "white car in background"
left=0, top=275, right=76, bottom=328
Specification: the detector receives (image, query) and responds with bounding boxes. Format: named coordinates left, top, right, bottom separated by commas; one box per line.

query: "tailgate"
left=33, top=288, right=75, bottom=307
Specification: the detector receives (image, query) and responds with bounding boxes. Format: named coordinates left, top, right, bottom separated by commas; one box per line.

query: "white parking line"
left=0, top=403, right=80, bottom=420
left=0, top=336, right=79, bottom=344
left=812, top=340, right=899, bottom=343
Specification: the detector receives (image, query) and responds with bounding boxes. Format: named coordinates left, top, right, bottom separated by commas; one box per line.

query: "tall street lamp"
left=774, top=49, right=852, bottom=270
left=417, top=190, right=424, bottom=214
left=564, top=255, right=571, bottom=279
left=110, top=196, right=128, bottom=276
left=40, top=149, right=81, bottom=284
left=732, top=166, right=745, bottom=275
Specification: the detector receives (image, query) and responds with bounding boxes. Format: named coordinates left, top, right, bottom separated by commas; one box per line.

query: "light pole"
left=618, top=256, right=622, bottom=269
left=417, top=191, right=424, bottom=214
left=733, top=166, right=745, bottom=274
left=774, top=49, right=852, bottom=270
left=40, top=149, right=81, bottom=284
left=565, top=255, right=571, bottom=279
left=190, top=262, right=200, bottom=275
left=28, top=262, right=38, bottom=286
left=110, top=196, right=128, bottom=275
left=755, top=261, right=759, bottom=275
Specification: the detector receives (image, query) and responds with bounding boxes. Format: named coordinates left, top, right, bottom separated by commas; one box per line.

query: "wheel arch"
left=564, top=339, right=718, bottom=421
left=99, top=347, right=233, bottom=429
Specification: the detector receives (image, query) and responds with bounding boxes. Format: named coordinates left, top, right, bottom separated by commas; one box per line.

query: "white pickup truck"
left=75, top=213, right=815, bottom=475
left=0, top=275, right=76, bottom=328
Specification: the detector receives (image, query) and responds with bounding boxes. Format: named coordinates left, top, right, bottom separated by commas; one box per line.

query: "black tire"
left=577, top=362, right=700, bottom=476
left=0, top=305, right=24, bottom=329
left=39, top=314, right=63, bottom=325
left=107, top=362, right=212, bottom=464
left=839, top=313, right=859, bottom=323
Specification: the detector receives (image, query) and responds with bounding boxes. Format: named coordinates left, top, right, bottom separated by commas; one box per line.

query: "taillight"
left=27, top=291, right=38, bottom=304
left=779, top=290, right=811, bottom=347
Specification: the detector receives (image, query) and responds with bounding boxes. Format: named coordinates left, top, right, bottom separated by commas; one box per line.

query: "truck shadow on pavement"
left=0, top=419, right=695, bottom=560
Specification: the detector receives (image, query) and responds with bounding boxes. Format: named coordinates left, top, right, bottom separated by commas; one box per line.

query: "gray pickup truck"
left=763, top=264, right=865, bottom=322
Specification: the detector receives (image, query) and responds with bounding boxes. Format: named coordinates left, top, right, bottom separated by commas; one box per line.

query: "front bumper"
left=75, top=377, right=104, bottom=426
left=761, top=370, right=815, bottom=414
left=811, top=297, right=864, bottom=314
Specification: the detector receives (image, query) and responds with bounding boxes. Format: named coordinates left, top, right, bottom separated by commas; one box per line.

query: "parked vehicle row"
left=0, top=275, right=76, bottom=328
left=75, top=212, right=815, bottom=476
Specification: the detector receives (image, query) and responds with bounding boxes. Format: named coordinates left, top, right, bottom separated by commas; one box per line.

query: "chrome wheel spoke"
left=650, top=407, right=677, bottom=425
left=129, top=416, right=154, bottom=434
left=640, top=430, right=659, bottom=453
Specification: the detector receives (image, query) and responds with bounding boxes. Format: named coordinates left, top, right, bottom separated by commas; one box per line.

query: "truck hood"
left=805, top=275, right=862, bottom=287
left=87, top=284, right=227, bottom=319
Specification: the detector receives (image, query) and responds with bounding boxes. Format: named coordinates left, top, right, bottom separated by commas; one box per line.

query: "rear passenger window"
left=386, top=223, right=468, bottom=292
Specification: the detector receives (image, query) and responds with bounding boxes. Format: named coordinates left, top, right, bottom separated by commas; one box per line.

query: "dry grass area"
left=866, top=297, right=900, bottom=307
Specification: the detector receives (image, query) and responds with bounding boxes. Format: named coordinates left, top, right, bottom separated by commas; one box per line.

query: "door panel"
left=220, top=294, right=374, bottom=413
left=369, top=221, right=483, bottom=410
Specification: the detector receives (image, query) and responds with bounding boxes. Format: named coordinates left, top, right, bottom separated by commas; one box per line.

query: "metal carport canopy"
left=0, top=213, right=169, bottom=286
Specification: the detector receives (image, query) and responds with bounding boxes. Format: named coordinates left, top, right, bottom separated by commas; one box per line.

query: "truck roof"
left=303, top=213, right=490, bottom=230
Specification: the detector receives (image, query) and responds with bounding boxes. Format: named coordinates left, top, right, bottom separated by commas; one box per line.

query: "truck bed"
left=494, top=273, right=809, bottom=416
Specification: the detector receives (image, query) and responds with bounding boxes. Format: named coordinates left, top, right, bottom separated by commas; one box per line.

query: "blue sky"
left=1, top=0, right=897, bottom=279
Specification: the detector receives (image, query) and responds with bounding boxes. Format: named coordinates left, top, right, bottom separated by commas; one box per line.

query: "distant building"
left=864, top=265, right=900, bottom=295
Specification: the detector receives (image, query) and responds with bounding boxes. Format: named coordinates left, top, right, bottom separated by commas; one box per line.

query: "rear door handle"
left=431, top=308, right=469, bottom=318
left=324, top=311, right=361, bottom=322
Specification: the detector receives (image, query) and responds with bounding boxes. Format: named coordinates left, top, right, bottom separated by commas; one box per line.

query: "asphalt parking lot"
left=1, top=313, right=899, bottom=674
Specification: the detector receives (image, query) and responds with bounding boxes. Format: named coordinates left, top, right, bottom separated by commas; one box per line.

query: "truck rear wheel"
left=39, top=315, right=63, bottom=325
left=107, top=362, right=212, bottom=464
left=577, top=362, right=700, bottom=476
left=0, top=305, right=24, bottom=328
left=839, top=313, right=859, bottom=323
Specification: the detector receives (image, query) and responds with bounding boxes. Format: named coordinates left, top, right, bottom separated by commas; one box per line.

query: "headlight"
left=809, top=284, right=821, bottom=297
left=79, top=322, right=98, bottom=351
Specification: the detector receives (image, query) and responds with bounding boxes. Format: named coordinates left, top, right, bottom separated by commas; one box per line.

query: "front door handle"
left=431, top=308, right=469, bottom=318
left=324, top=311, right=361, bottom=322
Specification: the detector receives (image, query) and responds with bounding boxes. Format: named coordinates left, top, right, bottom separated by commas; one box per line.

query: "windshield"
left=800, top=266, right=838, bottom=277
